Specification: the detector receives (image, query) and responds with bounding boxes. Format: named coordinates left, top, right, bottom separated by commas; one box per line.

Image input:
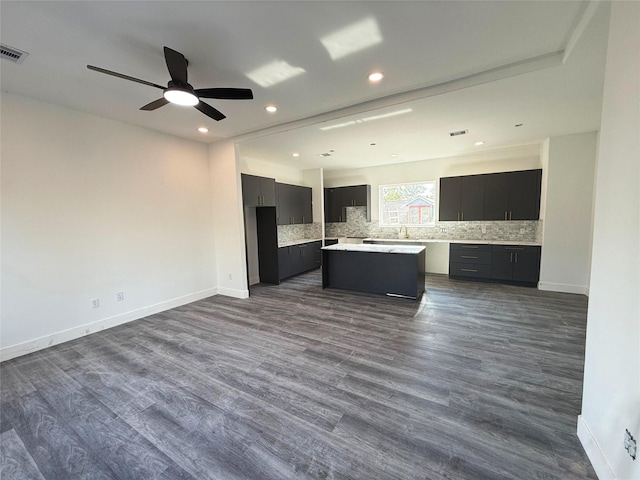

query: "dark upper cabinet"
left=439, top=177, right=460, bottom=221
left=508, top=170, right=542, bottom=220
left=490, top=245, right=541, bottom=284
left=324, top=185, right=371, bottom=222
left=439, top=175, right=484, bottom=221
left=441, top=169, right=541, bottom=221
left=241, top=174, right=276, bottom=207
left=276, top=183, right=313, bottom=225
left=483, top=174, right=510, bottom=220
left=484, top=169, right=541, bottom=220
left=324, top=187, right=345, bottom=223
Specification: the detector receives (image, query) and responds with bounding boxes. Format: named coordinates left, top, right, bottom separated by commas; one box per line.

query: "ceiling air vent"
left=1, top=44, right=29, bottom=64
left=317, top=152, right=333, bottom=157
left=449, top=129, right=468, bottom=137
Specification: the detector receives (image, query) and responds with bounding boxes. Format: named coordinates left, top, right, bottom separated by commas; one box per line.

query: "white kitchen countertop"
left=322, top=243, right=425, bottom=255
left=363, top=238, right=542, bottom=246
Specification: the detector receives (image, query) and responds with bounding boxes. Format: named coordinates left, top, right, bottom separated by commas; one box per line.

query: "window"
left=379, top=181, right=436, bottom=226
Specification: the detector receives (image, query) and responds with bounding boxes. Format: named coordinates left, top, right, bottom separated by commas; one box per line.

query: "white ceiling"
left=1, top=1, right=609, bottom=171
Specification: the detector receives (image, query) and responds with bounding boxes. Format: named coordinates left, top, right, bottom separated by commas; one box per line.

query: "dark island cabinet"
left=241, top=174, right=276, bottom=207
left=276, top=183, right=312, bottom=225
left=324, top=185, right=371, bottom=222
left=483, top=169, right=542, bottom=220
left=439, top=175, right=484, bottom=221
left=490, top=245, right=541, bottom=284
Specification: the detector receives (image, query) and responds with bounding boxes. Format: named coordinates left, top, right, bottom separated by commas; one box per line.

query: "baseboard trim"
left=216, top=286, right=250, bottom=299
left=538, top=282, right=589, bottom=296
left=577, top=415, right=616, bottom=480
left=0, top=287, right=218, bottom=362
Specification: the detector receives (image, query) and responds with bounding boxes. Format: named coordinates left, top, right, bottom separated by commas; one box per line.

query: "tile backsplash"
left=324, top=207, right=542, bottom=243
left=277, top=222, right=323, bottom=245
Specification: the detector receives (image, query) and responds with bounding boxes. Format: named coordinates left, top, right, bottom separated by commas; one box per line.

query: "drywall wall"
left=209, top=140, right=249, bottom=298
left=578, top=2, right=640, bottom=479
left=539, top=132, right=597, bottom=295
left=1, top=93, right=216, bottom=360
left=323, top=145, right=541, bottom=223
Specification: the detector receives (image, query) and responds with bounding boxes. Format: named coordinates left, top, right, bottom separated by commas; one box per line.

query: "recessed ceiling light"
left=265, top=105, right=278, bottom=113
left=474, top=141, right=485, bottom=146
left=368, top=71, right=384, bottom=82
left=197, top=127, right=209, bottom=133
left=292, top=152, right=300, bottom=157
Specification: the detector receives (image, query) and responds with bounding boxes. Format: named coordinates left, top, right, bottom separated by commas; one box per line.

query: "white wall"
left=578, top=2, right=640, bottom=479
left=209, top=140, right=249, bottom=298
left=1, top=93, right=216, bottom=360
left=539, top=132, right=597, bottom=295
left=323, top=145, right=541, bottom=222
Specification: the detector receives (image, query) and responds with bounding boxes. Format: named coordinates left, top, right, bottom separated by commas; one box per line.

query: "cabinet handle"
left=509, top=211, right=512, bottom=221
left=460, top=245, right=479, bottom=249
left=461, top=212, right=464, bottom=221
left=461, top=255, right=478, bottom=259
left=505, top=247, right=524, bottom=251
left=461, top=268, right=478, bottom=272
left=515, top=253, right=518, bottom=263
left=302, top=216, right=304, bottom=223
left=504, top=211, right=508, bottom=220
left=510, top=253, right=513, bottom=263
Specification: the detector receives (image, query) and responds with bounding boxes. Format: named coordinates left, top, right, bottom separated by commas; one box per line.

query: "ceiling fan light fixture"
left=164, top=88, right=199, bottom=106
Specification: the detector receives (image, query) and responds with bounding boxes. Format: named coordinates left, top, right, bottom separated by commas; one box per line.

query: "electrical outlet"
left=228, top=273, right=233, bottom=280
left=624, top=429, right=637, bottom=460
left=440, top=227, right=447, bottom=233
left=481, top=226, right=487, bottom=234
left=91, top=298, right=100, bottom=309
left=116, top=291, right=124, bottom=302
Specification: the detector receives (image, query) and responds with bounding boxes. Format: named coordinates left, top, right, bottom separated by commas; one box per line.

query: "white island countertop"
left=363, top=238, right=542, bottom=246
left=322, top=243, right=425, bottom=255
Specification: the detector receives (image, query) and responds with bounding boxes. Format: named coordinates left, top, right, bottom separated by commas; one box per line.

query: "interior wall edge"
left=577, top=415, right=617, bottom=480
left=0, top=287, right=218, bottom=362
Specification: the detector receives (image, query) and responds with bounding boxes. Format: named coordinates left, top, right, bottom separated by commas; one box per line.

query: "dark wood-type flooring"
left=1, top=272, right=597, bottom=479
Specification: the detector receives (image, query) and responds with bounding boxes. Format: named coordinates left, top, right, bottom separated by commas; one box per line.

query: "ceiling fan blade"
left=195, top=88, right=254, bottom=100
left=164, top=47, right=188, bottom=85
left=140, top=97, right=169, bottom=111
left=194, top=101, right=226, bottom=121
left=87, top=65, right=165, bottom=90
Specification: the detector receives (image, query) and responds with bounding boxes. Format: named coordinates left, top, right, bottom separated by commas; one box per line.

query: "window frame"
left=378, top=180, right=437, bottom=227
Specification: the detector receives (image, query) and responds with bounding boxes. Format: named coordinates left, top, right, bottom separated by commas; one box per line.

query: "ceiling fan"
left=87, top=46, right=253, bottom=121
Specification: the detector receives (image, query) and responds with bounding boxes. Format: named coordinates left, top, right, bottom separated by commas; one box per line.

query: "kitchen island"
left=321, top=243, right=426, bottom=300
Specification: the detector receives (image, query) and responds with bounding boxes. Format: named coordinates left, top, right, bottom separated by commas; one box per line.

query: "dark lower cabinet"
left=491, top=245, right=541, bottom=284
left=449, top=243, right=492, bottom=279
left=449, top=243, right=541, bottom=286
left=278, top=240, right=322, bottom=281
